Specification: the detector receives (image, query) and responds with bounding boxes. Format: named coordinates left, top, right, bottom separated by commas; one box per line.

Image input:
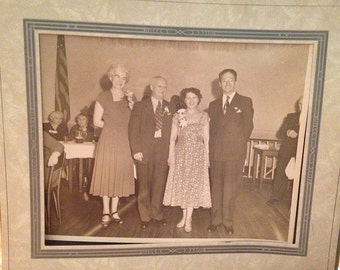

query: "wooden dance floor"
left=46, top=176, right=292, bottom=244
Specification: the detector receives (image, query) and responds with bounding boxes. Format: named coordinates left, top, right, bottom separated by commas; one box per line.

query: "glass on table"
left=75, top=130, right=84, bottom=143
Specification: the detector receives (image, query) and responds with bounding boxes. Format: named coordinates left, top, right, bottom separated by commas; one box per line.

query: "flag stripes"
left=55, top=35, right=70, bottom=123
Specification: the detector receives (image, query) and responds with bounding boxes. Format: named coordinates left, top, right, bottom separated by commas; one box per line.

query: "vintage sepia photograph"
left=24, top=20, right=327, bottom=258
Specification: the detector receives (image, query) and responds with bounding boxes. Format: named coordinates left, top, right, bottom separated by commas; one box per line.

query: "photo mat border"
left=23, top=19, right=328, bottom=258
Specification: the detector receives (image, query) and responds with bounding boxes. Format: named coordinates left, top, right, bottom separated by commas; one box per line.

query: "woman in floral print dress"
left=163, top=87, right=211, bottom=233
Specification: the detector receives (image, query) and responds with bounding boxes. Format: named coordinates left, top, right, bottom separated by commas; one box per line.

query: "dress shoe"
left=154, top=219, right=167, bottom=226
left=111, top=212, right=123, bottom=224
left=266, top=199, right=278, bottom=206
left=224, top=225, right=234, bottom=235
left=101, top=214, right=111, bottom=227
left=176, top=217, right=185, bottom=228
left=141, top=221, right=149, bottom=229
left=207, top=224, right=220, bottom=232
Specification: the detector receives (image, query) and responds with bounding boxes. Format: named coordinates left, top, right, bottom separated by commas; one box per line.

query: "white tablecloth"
left=61, top=141, right=96, bottom=159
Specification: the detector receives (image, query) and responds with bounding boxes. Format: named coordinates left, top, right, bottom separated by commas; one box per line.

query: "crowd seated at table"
left=43, top=110, right=99, bottom=199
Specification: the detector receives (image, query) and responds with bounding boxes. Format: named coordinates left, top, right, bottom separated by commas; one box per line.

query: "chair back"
left=46, top=152, right=65, bottom=232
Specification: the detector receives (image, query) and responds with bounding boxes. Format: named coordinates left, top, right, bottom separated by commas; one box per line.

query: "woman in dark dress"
left=90, top=64, right=135, bottom=227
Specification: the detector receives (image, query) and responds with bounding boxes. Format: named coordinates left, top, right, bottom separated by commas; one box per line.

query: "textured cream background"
left=0, top=1, right=339, bottom=269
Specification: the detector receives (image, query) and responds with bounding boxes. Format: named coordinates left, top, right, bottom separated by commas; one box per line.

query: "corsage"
left=162, top=106, right=171, bottom=116
left=124, top=90, right=135, bottom=110
left=177, top=109, right=188, bottom=128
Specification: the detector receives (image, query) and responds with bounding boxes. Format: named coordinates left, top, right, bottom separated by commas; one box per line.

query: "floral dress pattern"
left=163, top=111, right=211, bottom=208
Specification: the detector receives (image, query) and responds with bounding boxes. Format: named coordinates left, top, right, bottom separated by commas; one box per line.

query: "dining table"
left=61, top=141, right=96, bottom=193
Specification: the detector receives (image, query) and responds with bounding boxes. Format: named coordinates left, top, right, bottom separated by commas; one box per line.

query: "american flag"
left=55, top=35, right=70, bottom=123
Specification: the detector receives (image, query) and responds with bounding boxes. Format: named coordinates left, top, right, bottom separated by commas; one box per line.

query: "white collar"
left=151, top=96, right=162, bottom=106
left=223, top=91, right=236, bottom=104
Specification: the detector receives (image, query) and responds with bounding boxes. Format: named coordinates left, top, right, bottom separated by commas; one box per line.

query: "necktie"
left=223, top=96, right=230, bottom=114
left=155, top=101, right=163, bottom=131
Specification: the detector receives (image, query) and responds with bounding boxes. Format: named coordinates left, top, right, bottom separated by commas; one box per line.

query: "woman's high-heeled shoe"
left=101, top=213, right=111, bottom=227
left=184, top=219, right=192, bottom=233
left=176, top=217, right=185, bottom=228
left=111, top=211, right=123, bottom=224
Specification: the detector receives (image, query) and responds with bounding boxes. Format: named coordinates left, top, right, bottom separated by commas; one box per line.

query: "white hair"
left=107, top=64, right=129, bottom=80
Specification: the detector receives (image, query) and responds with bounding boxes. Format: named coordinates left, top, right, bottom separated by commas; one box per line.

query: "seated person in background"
left=69, top=113, right=95, bottom=200
left=267, top=96, right=303, bottom=206
left=43, top=110, right=69, bottom=141
left=68, top=113, right=95, bottom=142
left=43, top=131, right=64, bottom=190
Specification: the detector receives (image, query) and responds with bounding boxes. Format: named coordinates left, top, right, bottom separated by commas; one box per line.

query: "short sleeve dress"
left=163, top=111, right=211, bottom=208
left=90, top=91, right=135, bottom=197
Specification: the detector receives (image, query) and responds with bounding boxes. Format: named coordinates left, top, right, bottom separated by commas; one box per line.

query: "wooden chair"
left=45, top=153, right=65, bottom=233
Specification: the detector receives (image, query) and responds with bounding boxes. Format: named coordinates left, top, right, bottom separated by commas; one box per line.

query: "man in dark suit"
left=267, top=97, right=302, bottom=205
left=208, top=69, right=254, bottom=234
left=128, top=76, right=172, bottom=228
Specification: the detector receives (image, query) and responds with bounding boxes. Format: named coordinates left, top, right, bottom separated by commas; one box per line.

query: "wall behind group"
left=40, top=34, right=308, bottom=139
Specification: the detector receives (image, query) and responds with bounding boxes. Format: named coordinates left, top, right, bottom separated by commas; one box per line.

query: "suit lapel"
left=144, top=98, right=156, bottom=131
left=161, top=101, right=166, bottom=112
left=224, top=92, right=240, bottom=116
left=230, top=92, right=240, bottom=109
left=212, top=98, right=225, bottom=125
left=215, top=97, right=224, bottom=117
left=145, top=98, right=155, bottom=116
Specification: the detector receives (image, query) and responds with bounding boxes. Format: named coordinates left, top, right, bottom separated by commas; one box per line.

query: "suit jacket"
left=43, top=122, right=68, bottom=141
left=277, top=112, right=300, bottom=159
left=43, top=131, right=64, bottom=169
left=209, top=92, right=254, bottom=162
left=128, top=97, right=172, bottom=164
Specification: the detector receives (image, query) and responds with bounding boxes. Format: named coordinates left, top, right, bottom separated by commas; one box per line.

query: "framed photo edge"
left=23, top=19, right=328, bottom=258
